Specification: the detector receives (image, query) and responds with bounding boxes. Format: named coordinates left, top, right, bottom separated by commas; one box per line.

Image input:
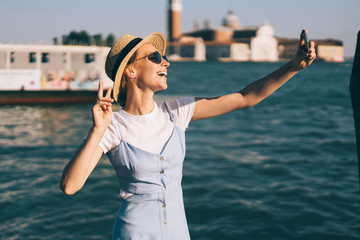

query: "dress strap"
left=164, top=102, right=174, bottom=122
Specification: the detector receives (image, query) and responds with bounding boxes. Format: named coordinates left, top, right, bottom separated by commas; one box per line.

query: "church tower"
left=168, top=0, right=182, bottom=41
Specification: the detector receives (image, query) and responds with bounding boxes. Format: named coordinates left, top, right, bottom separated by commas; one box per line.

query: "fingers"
left=96, top=97, right=113, bottom=111
left=98, top=81, right=113, bottom=100
left=309, top=40, right=315, bottom=50
left=97, top=82, right=114, bottom=105
left=96, top=99, right=113, bottom=112
left=97, top=92, right=114, bottom=103
left=97, top=81, right=104, bottom=99
left=105, top=87, right=112, bottom=98
left=293, top=31, right=316, bottom=69
left=97, top=99, right=113, bottom=106
left=95, top=82, right=114, bottom=113
left=307, top=41, right=316, bottom=60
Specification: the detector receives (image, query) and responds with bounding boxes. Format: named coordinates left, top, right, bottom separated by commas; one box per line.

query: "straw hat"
left=105, top=32, right=166, bottom=102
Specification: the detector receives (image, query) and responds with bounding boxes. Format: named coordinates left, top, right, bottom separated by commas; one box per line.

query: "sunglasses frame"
left=134, top=51, right=169, bottom=64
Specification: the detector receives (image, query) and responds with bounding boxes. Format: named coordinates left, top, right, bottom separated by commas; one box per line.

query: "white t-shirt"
left=99, top=97, right=195, bottom=154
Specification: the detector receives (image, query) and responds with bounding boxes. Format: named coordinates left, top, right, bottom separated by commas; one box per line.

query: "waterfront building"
left=167, top=10, right=279, bottom=62
left=277, top=37, right=344, bottom=62
left=166, top=1, right=344, bottom=62
left=168, top=0, right=183, bottom=41
left=311, top=39, right=344, bottom=62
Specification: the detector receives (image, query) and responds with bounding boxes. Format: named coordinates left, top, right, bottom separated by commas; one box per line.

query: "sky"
left=1, top=0, right=359, bottom=57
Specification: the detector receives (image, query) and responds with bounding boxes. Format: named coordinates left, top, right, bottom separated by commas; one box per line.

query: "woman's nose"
left=161, top=57, right=170, bottom=67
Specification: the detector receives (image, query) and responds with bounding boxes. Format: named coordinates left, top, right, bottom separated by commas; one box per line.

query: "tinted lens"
left=148, top=51, right=162, bottom=64
left=162, top=55, right=169, bottom=62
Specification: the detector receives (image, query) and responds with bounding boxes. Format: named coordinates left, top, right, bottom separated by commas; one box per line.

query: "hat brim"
left=112, top=32, right=166, bottom=102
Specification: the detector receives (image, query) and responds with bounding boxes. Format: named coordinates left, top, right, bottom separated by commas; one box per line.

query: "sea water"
left=0, top=61, right=359, bottom=239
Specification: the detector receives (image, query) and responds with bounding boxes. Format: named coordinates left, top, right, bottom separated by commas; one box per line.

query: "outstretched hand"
left=92, top=81, right=114, bottom=131
left=291, top=30, right=316, bottom=71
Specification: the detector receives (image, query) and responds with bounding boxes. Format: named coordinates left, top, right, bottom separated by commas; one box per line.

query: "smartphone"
left=301, top=30, right=309, bottom=52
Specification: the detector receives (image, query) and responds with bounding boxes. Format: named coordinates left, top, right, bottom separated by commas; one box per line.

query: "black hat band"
left=111, top=37, right=142, bottom=81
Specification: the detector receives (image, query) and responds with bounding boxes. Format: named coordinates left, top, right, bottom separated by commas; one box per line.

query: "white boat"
left=0, top=44, right=113, bottom=104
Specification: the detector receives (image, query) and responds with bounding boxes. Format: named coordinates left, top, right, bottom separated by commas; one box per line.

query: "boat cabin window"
left=42, top=53, right=49, bottom=63
left=85, top=53, right=95, bottom=63
left=11, top=52, right=15, bottom=63
left=29, top=52, right=36, bottom=63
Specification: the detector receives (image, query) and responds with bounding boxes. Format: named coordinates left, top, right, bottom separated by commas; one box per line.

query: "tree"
left=79, top=30, right=91, bottom=45
left=53, top=37, right=58, bottom=45
left=68, top=31, right=79, bottom=45
left=106, top=33, right=116, bottom=47
left=56, top=31, right=116, bottom=46
left=62, top=34, right=69, bottom=45
left=65, top=30, right=91, bottom=45
left=93, top=34, right=103, bottom=46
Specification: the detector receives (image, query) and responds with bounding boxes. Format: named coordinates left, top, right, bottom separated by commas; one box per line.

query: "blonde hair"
left=118, top=51, right=138, bottom=107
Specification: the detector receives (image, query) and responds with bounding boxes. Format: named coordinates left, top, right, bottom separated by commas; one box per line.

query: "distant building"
left=168, top=0, right=183, bottom=41
left=278, top=38, right=344, bottom=62
left=167, top=9, right=279, bottom=62
left=166, top=0, right=344, bottom=62
left=312, top=39, right=344, bottom=62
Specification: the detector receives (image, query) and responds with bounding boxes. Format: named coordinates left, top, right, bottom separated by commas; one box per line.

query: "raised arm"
left=60, top=82, right=114, bottom=195
left=191, top=30, right=316, bottom=121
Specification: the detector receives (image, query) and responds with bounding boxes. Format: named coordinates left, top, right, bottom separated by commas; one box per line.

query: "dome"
left=222, top=10, right=241, bottom=29
left=257, top=20, right=275, bottom=36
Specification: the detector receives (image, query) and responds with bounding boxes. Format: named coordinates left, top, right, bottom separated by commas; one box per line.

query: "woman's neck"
left=123, top=91, right=155, bottom=115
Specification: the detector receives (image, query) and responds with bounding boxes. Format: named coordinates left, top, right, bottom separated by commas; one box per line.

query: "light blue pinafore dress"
left=107, top=103, right=191, bottom=240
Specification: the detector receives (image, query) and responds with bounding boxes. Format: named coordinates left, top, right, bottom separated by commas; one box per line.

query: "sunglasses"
left=134, top=51, right=169, bottom=64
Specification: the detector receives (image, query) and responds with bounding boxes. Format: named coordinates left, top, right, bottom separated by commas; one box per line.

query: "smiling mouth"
left=158, top=72, right=167, bottom=77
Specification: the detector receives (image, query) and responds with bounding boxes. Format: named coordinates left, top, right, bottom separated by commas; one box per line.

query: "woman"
left=60, top=31, right=316, bottom=239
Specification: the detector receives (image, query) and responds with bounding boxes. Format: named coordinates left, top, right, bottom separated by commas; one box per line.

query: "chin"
left=154, top=84, right=167, bottom=93
left=160, top=79, right=168, bottom=90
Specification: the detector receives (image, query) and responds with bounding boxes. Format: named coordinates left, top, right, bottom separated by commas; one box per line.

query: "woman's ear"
left=124, top=67, right=135, bottom=79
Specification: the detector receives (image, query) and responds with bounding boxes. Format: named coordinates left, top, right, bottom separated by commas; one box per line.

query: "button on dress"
left=107, top=104, right=191, bottom=240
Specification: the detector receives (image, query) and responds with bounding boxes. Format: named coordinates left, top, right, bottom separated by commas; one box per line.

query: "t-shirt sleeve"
left=166, top=97, right=195, bottom=131
left=98, top=116, right=121, bottom=154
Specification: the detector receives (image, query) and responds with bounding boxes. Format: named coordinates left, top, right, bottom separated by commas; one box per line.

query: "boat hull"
left=0, top=90, right=99, bottom=104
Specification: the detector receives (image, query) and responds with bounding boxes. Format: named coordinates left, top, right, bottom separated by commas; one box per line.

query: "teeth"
left=158, top=72, right=167, bottom=76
